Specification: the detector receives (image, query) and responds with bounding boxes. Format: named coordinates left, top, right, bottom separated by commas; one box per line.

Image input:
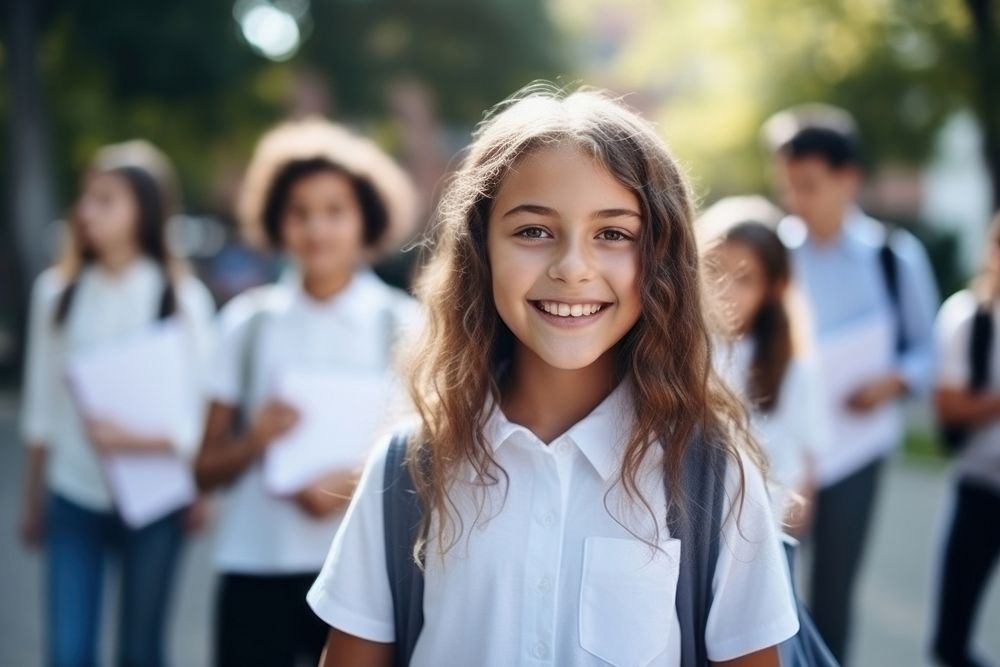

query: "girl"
left=194, top=118, right=420, bottom=667
left=308, top=87, right=799, bottom=666
left=19, top=140, right=215, bottom=667
left=700, top=197, right=831, bottom=532
left=931, top=213, right=1000, bottom=667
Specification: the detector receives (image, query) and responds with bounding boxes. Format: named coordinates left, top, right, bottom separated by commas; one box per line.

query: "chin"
left=533, top=345, right=608, bottom=372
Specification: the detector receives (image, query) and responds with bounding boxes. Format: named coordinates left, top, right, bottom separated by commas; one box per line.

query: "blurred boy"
left=764, top=105, right=940, bottom=664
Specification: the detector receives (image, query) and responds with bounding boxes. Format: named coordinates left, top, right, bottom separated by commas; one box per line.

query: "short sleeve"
left=705, top=454, right=800, bottom=661
left=20, top=269, right=65, bottom=446
left=934, top=290, right=976, bottom=389
left=206, top=292, right=257, bottom=406
left=307, top=436, right=395, bottom=642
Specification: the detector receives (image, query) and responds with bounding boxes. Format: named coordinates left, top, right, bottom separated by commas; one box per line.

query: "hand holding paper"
left=264, top=368, right=403, bottom=496
left=66, top=320, right=198, bottom=528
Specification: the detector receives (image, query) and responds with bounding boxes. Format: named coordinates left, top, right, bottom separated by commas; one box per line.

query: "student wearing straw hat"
left=194, top=118, right=421, bottom=667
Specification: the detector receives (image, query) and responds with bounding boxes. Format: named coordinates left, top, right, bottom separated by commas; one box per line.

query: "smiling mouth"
left=530, top=300, right=612, bottom=318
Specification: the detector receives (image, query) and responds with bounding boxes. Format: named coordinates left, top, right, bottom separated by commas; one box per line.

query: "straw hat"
left=237, top=117, right=419, bottom=260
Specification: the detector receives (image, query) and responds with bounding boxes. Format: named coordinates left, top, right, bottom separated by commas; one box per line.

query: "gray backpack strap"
left=382, top=433, right=425, bottom=667
left=668, top=430, right=727, bottom=667
left=235, top=297, right=270, bottom=429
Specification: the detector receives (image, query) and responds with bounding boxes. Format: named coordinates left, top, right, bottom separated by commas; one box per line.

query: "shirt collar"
left=781, top=207, right=873, bottom=259
left=482, top=381, right=632, bottom=481
left=286, top=265, right=382, bottom=324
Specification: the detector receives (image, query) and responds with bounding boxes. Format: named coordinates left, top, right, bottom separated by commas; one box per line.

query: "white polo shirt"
left=935, top=289, right=1000, bottom=492
left=308, top=383, right=799, bottom=665
left=20, top=259, right=216, bottom=512
left=208, top=268, right=419, bottom=574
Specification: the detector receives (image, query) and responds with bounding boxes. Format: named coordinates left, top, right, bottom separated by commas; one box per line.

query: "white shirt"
left=20, top=258, right=216, bottom=511
left=780, top=211, right=939, bottom=484
left=208, top=269, right=419, bottom=574
left=308, top=383, right=799, bottom=665
left=935, top=289, right=1000, bottom=491
left=715, top=338, right=832, bottom=515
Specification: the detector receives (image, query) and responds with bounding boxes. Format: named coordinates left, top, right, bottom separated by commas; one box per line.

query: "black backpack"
left=938, top=305, right=994, bottom=453
left=381, top=431, right=838, bottom=667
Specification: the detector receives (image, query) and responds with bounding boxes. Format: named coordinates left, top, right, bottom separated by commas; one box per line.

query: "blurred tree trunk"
left=966, top=0, right=1000, bottom=209
left=4, top=0, right=57, bottom=288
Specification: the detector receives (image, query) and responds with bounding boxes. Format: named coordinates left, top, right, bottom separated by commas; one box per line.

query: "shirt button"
left=536, top=577, right=552, bottom=594
left=532, top=642, right=550, bottom=659
left=539, top=512, right=556, bottom=527
left=556, top=441, right=572, bottom=455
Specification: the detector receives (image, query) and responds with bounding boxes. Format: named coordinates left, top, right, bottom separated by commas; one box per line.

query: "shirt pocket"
left=579, top=536, right=680, bottom=667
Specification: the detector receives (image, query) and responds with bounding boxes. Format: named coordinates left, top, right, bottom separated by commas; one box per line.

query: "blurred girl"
left=19, top=141, right=215, bottom=667
left=194, top=119, right=419, bottom=667
left=931, top=212, right=1000, bottom=667
left=308, top=87, right=798, bottom=666
left=701, top=200, right=831, bottom=531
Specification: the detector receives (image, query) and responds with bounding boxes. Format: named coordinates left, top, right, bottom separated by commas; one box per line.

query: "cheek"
left=488, top=243, right=531, bottom=315
left=608, top=251, right=642, bottom=320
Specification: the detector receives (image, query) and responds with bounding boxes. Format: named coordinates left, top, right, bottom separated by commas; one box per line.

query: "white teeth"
left=536, top=301, right=605, bottom=317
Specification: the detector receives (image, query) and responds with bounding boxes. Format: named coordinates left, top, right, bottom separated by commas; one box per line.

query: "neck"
left=805, top=206, right=850, bottom=245
left=96, top=245, right=141, bottom=274
left=302, top=269, right=353, bottom=301
left=501, top=344, right=619, bottom=444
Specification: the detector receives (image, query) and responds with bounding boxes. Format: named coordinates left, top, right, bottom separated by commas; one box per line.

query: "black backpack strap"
left=668, top=431, right=727, bottom=667
left=969, top=305, right=994, bottom=392
left=382, top=433, right=425, bottom=667
left=878, top=234, right=908, bottom=354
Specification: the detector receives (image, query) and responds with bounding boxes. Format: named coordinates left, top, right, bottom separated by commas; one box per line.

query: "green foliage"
left=24, top=0, right=565, bottom=214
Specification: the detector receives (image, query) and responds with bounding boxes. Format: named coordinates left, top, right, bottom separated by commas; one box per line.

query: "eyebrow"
left=501, top=203, right=641, bottom=220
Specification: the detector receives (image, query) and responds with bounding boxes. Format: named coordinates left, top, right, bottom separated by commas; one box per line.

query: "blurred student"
left=931, top=213, right=1000, bottom=667
left=701, top=197, right=831, bottom=532
left=193, top=119, right=420, bottom=667
left=19, top=141, right=215, bottom=667
left=763, top=105, right=940, bottom=663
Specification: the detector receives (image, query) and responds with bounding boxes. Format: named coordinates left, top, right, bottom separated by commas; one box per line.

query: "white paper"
left=815, top=315, right=902, bottom=483
left=66, top=321, right=197, bottom=528
left=264, top=368, right=402, bottom=496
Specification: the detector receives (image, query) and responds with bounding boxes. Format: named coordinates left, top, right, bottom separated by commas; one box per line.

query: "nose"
left=547, top=236, right=595, bottom=284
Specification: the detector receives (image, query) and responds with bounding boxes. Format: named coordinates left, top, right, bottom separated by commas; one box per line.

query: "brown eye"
left=597, top=229, right=632, bottom=242
left=516, top=226, right=550, bottom=239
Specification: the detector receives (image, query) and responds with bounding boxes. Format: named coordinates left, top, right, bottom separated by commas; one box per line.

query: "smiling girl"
left=308, top=87, right=799, bottom=667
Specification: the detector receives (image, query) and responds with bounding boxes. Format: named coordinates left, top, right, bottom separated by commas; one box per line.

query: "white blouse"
left=207, top=269, right=420, bottom=574
left=935, top=289, right=1000, bottom=491
left=308, top=383, right=799, bottom=666
left=715, top=337, right=832, bottom=514
left=20, top=258, right=216, bottom=512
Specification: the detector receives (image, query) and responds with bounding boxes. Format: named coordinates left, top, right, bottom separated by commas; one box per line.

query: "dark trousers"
left=45, top=494, right=185, bottom=667
left=808, top=457, right=885, bottom=665
left=931, top=480, right=1000, bottom=667
left=215, top=573, right=328, bottom=667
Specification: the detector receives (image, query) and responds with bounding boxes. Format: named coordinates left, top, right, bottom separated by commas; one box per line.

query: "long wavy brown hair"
left=404, top=84, right=763, bottom=557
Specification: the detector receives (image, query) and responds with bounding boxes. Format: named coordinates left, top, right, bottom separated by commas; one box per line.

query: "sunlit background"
left=1, top=1, right=998, bottom=665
